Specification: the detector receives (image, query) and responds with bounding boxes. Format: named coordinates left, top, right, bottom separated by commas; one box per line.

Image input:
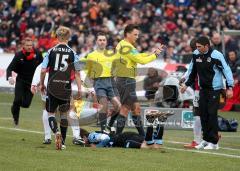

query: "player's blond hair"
left=56, top=26, right=71, bottom=41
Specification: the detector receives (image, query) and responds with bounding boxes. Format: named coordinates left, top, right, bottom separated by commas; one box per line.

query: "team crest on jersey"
left=196, top=58, right=202, bottom=62
left=207, top=57, right=211, bottom=62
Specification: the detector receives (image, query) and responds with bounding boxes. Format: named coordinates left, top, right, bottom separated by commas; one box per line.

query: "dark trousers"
left=11, top=80, right=33, bottom=124
left=199, top=89, right=221, bottom=144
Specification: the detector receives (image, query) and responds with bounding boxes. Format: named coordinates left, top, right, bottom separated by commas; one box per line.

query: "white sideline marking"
left=0, top=126, right=43, bottom=134
left=163, top=147, right=240, bottom=159
left=0, top=117, right=12, bottom=120
left=0, top=102, right=12, bottom=105
left=166, top=140, right=240, bottom=152
left=221, top=135, right=240, bottom=138
left=2, top=117, right=240, bottom=139
left=0, top=126, right=240, bottom=159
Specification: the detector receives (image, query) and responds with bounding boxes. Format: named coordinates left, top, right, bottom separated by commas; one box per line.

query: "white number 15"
left=54, top=54, right=68, bottom=71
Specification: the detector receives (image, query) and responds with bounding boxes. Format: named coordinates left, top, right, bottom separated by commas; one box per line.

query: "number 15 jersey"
left=42, top=43, right=80, bottom=100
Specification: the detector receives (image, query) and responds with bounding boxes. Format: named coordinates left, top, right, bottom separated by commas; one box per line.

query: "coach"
left=181, top=36, right=233, bottom=150
left=6, top=37, right=43, bottom=126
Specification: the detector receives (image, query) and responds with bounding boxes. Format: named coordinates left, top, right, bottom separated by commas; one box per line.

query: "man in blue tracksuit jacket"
left=181, top=36, right=234, bottom=150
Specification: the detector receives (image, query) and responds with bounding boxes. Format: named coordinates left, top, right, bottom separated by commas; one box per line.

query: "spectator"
left=143, top=68, right=162, bottom=100
left=211, top=32, right=222, bottom=52
left=222, top=50, right=240, bottom=111
left=0, top=0, right=239, bottom=63
left=40, top=16, right=54, bottom=35
left=228, top=50, right=240, bottom=82
left=0, top=22, right=9, bottom=48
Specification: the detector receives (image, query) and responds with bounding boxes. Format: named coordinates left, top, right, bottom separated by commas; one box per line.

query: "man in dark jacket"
left=7, top=37, right=43, bottom=126
left=181, top=36, right=233, bottom=150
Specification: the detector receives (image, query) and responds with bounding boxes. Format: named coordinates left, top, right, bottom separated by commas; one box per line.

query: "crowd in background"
left=0, top=0, right=240, bottom=63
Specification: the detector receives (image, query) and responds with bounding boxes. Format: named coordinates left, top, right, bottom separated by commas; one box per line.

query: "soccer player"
left=86, top=130, right=146, bottom=148
left=113, top=24, right=164, bottom=136
left=82, top=32, right=121, bottom=132
left=31, top=64, right=52, bottom=144
left=80, top=111, right=172, bottom=149
left=181, top=36, right=233, bottom=150
left=6, top=37, right=43, bottom=126
left=68, top=86, right=99, bottom=145
left=182, top=38, right=202, bottom=148
left=40, top=26, right=82, bottom=150
left=32, top=63, right=98, bottom=145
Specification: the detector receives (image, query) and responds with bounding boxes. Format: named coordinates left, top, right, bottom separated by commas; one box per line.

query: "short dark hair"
left=124, top=24, right=139, bottom=37
left=80, top=128, right=89, bottom=138
left=96, top=32, right=107, bottom=39
left=190, top=38, right=197, bottom=51
left=228, top=50, right=237, bottom=54
left=196, top=36, right=210, bottom=46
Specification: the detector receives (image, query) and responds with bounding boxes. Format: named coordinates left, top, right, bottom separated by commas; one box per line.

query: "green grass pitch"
left=0, top=92, right=239, bottom=171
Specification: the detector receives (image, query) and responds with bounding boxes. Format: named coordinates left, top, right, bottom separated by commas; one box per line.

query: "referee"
left=181, top=36, right=234, bottom=150
left=6, top=37, right=43, bottom=126
left=82, top=32, right=121, bottom=132
left=113, top=24, right=163, bottom=136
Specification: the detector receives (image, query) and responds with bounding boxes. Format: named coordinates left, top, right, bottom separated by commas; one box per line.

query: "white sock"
left=193, top=116, right=202, bottom=144
left=42, top=110, right=51, bottom=140
left=69, top=110, right=80, bottom=139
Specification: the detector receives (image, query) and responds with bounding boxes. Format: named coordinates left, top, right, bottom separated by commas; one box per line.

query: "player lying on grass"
left=78, top=111, right=174, bottom=149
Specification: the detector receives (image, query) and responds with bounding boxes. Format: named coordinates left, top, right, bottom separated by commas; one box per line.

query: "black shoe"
left=43, top=139, right=52, bottom=144
left=72, top=137, right=85, bottom=145
left=13, top=120, right=18, bottom=128
left=106, top=126, right=116, bottom=134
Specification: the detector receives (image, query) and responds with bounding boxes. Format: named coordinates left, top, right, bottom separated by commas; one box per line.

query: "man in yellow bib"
left=113, top=24, right=164, bottom=136
left=83, top=32, right=121, bottom=132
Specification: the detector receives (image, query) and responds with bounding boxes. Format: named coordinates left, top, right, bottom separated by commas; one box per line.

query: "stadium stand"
left=0, top=0, right=239, bottom=61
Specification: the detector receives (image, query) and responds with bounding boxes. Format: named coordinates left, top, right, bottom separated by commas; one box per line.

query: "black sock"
left=11, top=104, right=20, bottom=125
left=60, top=119, right=68, bottom=145
left=108, top=111, right=119, bottom=127
left=132, top=115, right=145, bottom=137
left=156, top=124, right=164, bottom=140
left=145, top=126, right=154, bottom=144
left=116, top=114, right=127, bottom=134
left=99, top=113, right=107, bottom=131
left=48, top=116, right=58, bottom=134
